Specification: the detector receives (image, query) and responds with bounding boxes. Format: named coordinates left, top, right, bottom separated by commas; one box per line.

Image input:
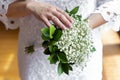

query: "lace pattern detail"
left=95, top=0, right=120, bottom=31
left=19, top=48, right=86, bottom=80
left=0, top=0, right=19, bottom=29
left=0, top=0, right=15, bottom=15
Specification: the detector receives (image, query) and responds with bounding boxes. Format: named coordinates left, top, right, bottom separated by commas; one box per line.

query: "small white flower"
left=55, top=16, right=95, bottom=67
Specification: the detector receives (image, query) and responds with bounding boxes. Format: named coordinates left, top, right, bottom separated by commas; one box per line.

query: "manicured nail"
left=68, top=23, right=72, bottom=28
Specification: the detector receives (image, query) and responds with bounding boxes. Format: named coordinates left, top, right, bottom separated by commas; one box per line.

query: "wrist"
left=88, top=13, right=107, bottom=29
left=88, top=14, right=96, bottom=29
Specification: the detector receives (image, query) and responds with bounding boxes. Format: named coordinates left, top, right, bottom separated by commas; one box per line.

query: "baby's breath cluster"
left=56, top=16, right=94, bottom=66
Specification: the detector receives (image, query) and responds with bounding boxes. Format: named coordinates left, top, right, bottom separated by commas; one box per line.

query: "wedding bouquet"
left=25, top=6, right=96, bottom=75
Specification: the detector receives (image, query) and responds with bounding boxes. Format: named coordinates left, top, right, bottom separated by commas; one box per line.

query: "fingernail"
left=68, top=23, right=72, bottom=28
left=71, top=19, right=74, bottom=23
left=70, top=18, right=74, bottom=23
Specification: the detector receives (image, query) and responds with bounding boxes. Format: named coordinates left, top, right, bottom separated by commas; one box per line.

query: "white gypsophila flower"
left=55, top=16, right=94, bottom=67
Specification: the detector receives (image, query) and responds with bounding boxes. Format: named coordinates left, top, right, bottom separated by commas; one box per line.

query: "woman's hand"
left=26, top=1, right=73, bottom=29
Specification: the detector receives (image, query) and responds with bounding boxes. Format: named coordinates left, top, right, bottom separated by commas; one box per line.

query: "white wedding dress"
left=0, top=0, right=120, bottom=80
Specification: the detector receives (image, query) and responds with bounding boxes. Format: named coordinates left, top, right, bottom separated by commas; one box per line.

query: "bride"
left=0, top=0, right=120, bottom=80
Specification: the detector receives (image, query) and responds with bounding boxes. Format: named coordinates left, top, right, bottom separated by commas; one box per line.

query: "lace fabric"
left=0, top=0, right=18, bottom=29
left=95, top=0, right=120, bottom=31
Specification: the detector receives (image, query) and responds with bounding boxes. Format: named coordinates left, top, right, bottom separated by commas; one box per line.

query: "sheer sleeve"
left=0, top=0, right=20, bottom=29
left=94, top=0, right=120, bottom=31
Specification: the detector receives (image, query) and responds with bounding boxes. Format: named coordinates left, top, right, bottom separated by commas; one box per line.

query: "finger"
left=52, top=11, right=72, bottom=28
left=56, top=7, right=73, bottom=23
left=41, top=16, right=51, bottom=27
left=48, top=15, right=66, bottom=29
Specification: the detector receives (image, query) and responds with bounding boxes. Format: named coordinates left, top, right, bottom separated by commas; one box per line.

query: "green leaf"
left=50, top=25, right=56, bottom=39
left=58, top=63, right=72, bottom=75
left=70, top=6, right=79, bottom=15
left=44, top=48, right=51, bottom=55
left=53, top=29, right=63, bottom=41
left=58, top=63, right=63, bottom=75
left=65, top=8, right=69, bottom=13
left=49, top=45, right=53, bottom=53
left=77, top=15, right=82, bottom=21
left=41, top=34, right=49, bottom=41
left=52, top=46, right=59, bottom=53
left=62, top=63, right=69, bottom=75
left=84, top=18, right=88, bottom=22
left=41, top=27, right=49, bottom=33
left=57, top=52, right=68, bottom=63
left=41, top=28, right=50, bottom=41
left=48, top=45, right=59, bottom=53
left=42, top=41, right=49, bottom=48
left=48, top=53, right=58, bottom=64
left=49, top=40, right=57, bottom=45
left=90, top=47, right=96, bottom=52
left=69, top=63, right=75, bottom=65
left=68, top=65, right=73, bottom=71
left=71, top=14, right=76, bottom=19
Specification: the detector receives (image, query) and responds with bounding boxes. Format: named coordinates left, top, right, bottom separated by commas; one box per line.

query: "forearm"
left=88, top=13, right=107, bottom=29
left=6, top=1, right=31, bottom=18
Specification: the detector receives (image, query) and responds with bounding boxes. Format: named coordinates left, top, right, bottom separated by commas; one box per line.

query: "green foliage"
left=61, top=63, right=70, bottom=74
left=57, top=52, right=68, bottom=63
left=50, top=25, right=56, bottom=39
left=48, top=53, right=58, bottom=64
left=42, top=41, right=49, bottom=48
left=65, top=8, right=69, bottom=13
left=69, top=6, right=79, bottom=15
left=41, top=28, right=50, bottom=41
left=76, top=15, right=82, bottom=21
left=90, top=47, right=96, bottom=52
left=58, top=63, right=73, bottom=75
left=41, top=25, right=73, bottom=75
left=53, top=29, right=62, bottom=41
left=58, top=63, right=64, bottom=75
left=25, top=45, right=34, bottom=54
left=44, top=47, right=51, bottom=55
